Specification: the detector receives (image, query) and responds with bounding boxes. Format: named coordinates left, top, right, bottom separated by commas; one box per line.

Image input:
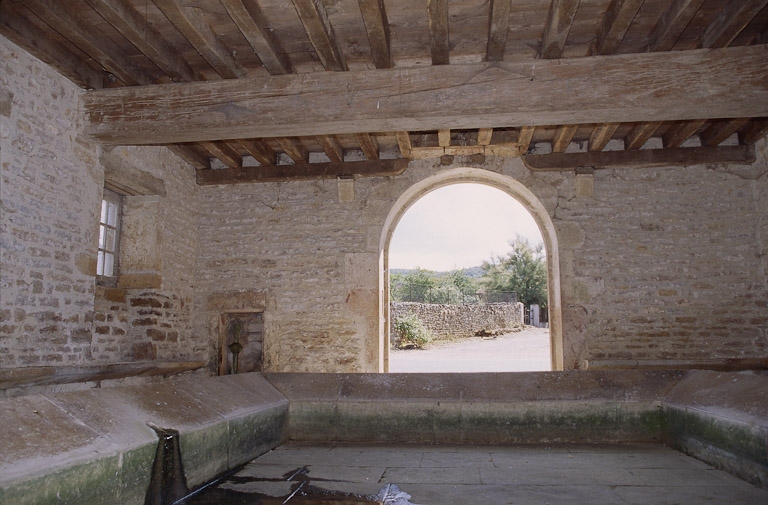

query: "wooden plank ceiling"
left=2, top=0, right=767, bottom=184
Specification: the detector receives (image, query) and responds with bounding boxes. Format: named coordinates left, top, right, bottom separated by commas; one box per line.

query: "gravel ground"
left=389, top=326, right=552, bottom=373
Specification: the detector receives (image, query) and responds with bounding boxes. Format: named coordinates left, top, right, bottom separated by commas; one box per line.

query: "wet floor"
left=179, top=442, right=768, bottom=505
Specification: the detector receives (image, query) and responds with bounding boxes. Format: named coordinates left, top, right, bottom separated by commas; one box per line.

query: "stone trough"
left=0, top=370, right=766, bottom=504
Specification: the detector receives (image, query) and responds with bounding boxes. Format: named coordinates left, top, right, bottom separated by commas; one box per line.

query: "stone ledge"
left=0, top=361, right=207, bottom=391
left=0, top=373, right=288, bottom=505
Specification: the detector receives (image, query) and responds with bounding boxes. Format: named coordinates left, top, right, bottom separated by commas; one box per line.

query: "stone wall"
left=0, top=36, right=201, bottom=369
left=390, top=302, right=524, bottom=345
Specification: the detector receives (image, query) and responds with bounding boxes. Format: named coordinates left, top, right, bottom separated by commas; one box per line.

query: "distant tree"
left=391, top=268, right=436, bottom=302
left=390, top=268, right=478, bottom=304
left=480, top=236, right=547, bottom=308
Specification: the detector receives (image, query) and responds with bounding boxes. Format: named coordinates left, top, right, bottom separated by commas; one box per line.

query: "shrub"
left=393, top=313, right=433, bottom=349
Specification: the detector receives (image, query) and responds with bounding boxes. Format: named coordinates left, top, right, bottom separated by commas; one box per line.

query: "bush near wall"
left=390, top=302, right=524, bottom=347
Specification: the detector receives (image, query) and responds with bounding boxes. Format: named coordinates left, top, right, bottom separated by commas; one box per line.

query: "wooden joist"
left=200, top=141, right=242, bottom=168
left=291, top=0, right=347, bottom=71
left=81, top=45, right=768, bottom=144
left=220, top=0, right=293, bottom=75
left=317, top=135, right=345, bottom=162
left=427, top=0, right=450, bottom=65
left=0, top=1, right=104, bottom=89
left=167, top=144, right=212, bottom=170
left=739, top=119, right=768, bottom=145
left=396, top=131, right=413, bottom=159
left=594, top=0, right=644, bottom=55
left=239, top=139, right=276, bottom=166
left=648, top=0, right=707, bottom=52
left=196, top=159, right=408, bottom=185
left=486, top=0, right=511, bottom=62
left=518, top=126, right=535, bottom=153
left=478, top=128, right=494, bottom=146
left=701, top=0, right=768, bottom=48
left=153, top=0, right=246, bottom=79
left=588, top=123, right=620, bottom=151
left=355, top=133, right=379, bottom=160
left=84, top=0, right=199, bottom=82
left=275, top=137, right=309, bottom=163
left=662, top=119, right=706, bottom=148
left=358, top=0, right=392, bottom=69
left=624, top=122, right=662, bottom=150
left=21, top=0, right=149, bottom=86
left=524, top=145, right=755, bottom=171
left=552, top=125, right=578, bottom=153
left=540, top=0, right=581, bottom=59
left=700, top=118, right=750, bottom=146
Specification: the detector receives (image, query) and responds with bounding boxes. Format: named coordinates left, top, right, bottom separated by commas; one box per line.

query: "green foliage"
left=390, top=268, right=479, bottom=304
left=393, top=313, right=433, bottom=349
left=480, top=235, right=548, bottom=308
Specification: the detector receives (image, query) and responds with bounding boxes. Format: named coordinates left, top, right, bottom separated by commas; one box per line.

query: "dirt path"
left=388, top=326, right=551, bottom=372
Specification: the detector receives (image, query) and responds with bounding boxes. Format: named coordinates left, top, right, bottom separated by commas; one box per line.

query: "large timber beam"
left=82, top=45, right=768, bottom=145
left=196, top=158, right=408, bottom=185
left=523, top=145, right=755, bottom=171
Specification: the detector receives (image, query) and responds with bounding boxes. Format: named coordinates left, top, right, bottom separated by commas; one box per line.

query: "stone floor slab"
left=186, top=442, right=768, bottom=505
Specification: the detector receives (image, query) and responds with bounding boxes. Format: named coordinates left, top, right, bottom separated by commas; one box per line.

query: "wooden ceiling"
left=2, top=0, right=767, bottom=184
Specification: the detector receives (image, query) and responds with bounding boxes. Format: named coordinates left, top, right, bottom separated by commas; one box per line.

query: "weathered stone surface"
left=0, top=373, right=288, bottom=504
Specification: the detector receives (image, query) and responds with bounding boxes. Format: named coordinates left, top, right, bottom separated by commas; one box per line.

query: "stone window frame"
left=97, top=188, right=123, bottom=286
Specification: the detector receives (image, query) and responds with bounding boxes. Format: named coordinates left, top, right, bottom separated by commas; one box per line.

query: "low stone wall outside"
left=390, top=302, right=524, bottom=346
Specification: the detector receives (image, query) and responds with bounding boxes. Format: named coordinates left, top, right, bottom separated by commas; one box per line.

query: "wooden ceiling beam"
left=196, top=158, right=408, bottom=185
left=738, top=119, right=768, bottom=145
left=167, top=145, right=211, bottom=170
left=19, top=0, right=147, bottom=86
left=396, top=131, right=413, bottom=159
left=438, top=129, right=451, bottom=147
left=540, top=0, right=581, bottom=59
left=316, top=135, right=345, bottom=162
left=275, top=137, right=309, bottom=163
left=200, top=141, right=242, bottom=168
left=427, top=0, right=450, bottom=65
left=84, top=0, right=198, bottom=82
left=291, top=0, right=347, bottom=71
left=0, top=2, right=104, bottom=89
left=486, top=0, right=511, bottom=62
left=358, top=0, right=392, bottom=69
left=588, top=123, right=620, bottom=151
left=700, top=118, right=750, bottom=146
left=701, top=0, right=768, bottom=48
left=594, top=0, right=644, bottom=55
left=552, top=125, right=578, bottom=153
left=82, top=45, right=768, bottom=145
left=220, top=0, right=293, bottom=75
left=355, top=133, right=380, bottom=160
left=478, top=128, right=494, bottom=146
left=524, top=145, right=755, bottom=171
left=239, top=139, right=276, bottom=165
left=518, top=126, right=535, bottom=154
left=153, top=0, right=245, bottom=79
left=624, top=121, right=662, bottom=150
left=648, top=0, right=707, bottom=52
left=662, top=119, right=707, bottom=148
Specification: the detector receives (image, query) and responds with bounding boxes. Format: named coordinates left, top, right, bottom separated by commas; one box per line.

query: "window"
left=97, top=189, right=121, bottom=278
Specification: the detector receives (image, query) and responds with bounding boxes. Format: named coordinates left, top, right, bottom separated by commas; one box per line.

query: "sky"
left=389, top=184, right=544, bottom=271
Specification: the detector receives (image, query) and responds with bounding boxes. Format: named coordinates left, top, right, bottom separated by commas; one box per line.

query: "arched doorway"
left=379, top=167, right=563, bottom=371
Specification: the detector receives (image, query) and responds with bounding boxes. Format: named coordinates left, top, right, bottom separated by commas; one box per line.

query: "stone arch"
left=379, top=167, right=563, bottom=371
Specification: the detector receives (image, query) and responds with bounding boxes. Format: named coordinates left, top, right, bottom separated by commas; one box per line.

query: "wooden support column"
left=540, top=0, right=581, bottom=59
left=486, top=0, right=511, bottom=62
left=625, top=122, right=662, bottom=150
left=594, top=0, right=644, bottom=55
left=317, top=135, right=345, bottom=162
